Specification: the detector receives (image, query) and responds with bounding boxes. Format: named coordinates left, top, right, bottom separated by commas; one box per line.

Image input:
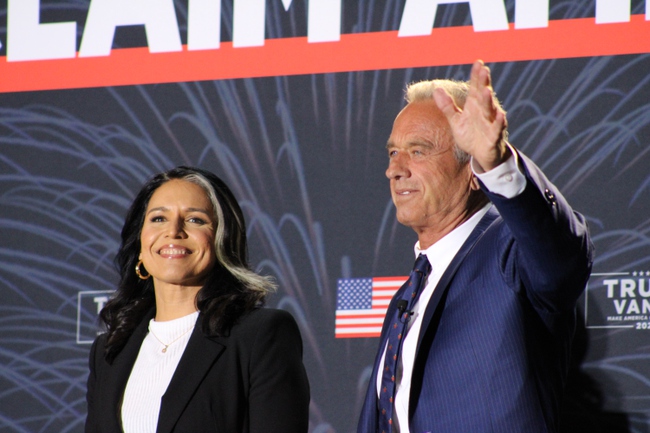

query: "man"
left=357, top=60, right=594, bottom=433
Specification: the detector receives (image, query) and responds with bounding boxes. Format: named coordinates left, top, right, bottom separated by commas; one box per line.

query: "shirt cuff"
left=471, top=145, right=526, bottom=199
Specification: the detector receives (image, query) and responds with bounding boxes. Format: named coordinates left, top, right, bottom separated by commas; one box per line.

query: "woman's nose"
left=166, top=219, right=187, bottom=238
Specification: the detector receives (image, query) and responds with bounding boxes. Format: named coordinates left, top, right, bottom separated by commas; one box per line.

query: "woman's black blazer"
left=85, top=307, right=310, bottom=433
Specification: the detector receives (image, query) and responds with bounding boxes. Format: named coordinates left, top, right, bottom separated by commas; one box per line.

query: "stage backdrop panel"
left=1, top=1, right=650, bottom=432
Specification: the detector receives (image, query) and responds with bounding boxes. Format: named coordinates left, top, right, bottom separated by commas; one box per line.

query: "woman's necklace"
left=148, top=325, right=194, bottom=353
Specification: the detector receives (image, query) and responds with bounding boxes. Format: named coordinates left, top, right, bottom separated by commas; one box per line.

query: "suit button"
left=544, top=188, right=557, bottom=206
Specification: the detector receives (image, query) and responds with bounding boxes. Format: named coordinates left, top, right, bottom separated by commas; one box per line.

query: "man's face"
left=386, top=100, right=474, bottom=238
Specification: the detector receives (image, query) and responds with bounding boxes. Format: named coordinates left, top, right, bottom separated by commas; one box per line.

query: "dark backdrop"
left=1, top=1, right=650, bottom=432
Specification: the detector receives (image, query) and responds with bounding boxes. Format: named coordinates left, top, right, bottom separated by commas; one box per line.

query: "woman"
left=85, top=166, right=310, bottom=433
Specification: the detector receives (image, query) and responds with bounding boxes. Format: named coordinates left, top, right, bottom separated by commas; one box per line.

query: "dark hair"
left=100, top=166, right=275, bottom=362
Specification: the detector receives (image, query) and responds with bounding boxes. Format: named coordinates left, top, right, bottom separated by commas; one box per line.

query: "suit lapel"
left=156, top=314, right=225, bottom=433
left=415, top=208, right=500, bottom=355
left=360, top=210, right=500, bottom=431
left=368, top=272, right=414, bottom=391
left=102, top=309, right=154, bottom=432
left=358, top=238, right=459, bottom=433
left=407, top=208, right=499, bottom=420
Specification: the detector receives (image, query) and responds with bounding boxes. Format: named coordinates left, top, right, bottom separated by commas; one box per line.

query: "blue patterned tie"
left=377, top=253, right=431, bottom=433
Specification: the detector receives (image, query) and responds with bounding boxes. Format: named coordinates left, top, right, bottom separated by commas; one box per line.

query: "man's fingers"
left=469, top=60, right=483, bottom=90
left=433, top=87, right=459, bottom=120
left=479, top=62, right=492, bottom=90
left=481, top=87, right=497, bottom=121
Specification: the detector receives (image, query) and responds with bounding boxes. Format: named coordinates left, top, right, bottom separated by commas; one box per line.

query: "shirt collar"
left=415, top=203, right=492, bottom=271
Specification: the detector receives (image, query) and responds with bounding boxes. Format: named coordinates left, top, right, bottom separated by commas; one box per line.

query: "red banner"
left=1, top=15, right=648, bottom=93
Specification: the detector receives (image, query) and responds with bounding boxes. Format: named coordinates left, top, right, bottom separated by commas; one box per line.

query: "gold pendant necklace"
left=148, top=325, right=194, bottom=353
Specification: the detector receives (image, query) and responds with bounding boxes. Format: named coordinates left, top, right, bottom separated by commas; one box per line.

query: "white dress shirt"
left=377, top=149, right=525, bottom=432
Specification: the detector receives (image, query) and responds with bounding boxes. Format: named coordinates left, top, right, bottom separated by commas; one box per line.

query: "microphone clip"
left=397, top=300, right=414, bottom=323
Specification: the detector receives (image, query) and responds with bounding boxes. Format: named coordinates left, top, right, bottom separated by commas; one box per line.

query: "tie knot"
left=413, top=253, right=431, bottom=275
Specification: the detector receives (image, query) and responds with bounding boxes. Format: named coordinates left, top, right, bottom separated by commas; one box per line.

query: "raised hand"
left=433, top=60, right=509, bottom=172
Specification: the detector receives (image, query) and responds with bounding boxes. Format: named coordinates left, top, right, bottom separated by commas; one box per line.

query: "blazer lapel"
left=357, top=293, right=407, bottom=433
left=156, top=314, right=225, bottom=433
left=358, top=244, right=447, bottom=433
left=407, top=208, right=499, bottom=420
left=102, top=309, right=154, bottom=432
left=361, top=209, right=500, bottom=430
left=415, top=208, right=500, bottom=355
left=369, top=272, right=415, bottom=389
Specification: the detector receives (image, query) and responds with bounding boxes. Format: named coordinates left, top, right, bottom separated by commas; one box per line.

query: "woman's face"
left=139, top=179, right=217, bottom=292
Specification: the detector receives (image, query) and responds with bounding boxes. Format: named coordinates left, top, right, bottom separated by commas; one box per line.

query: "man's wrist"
left=472, top=144, right=526, bottom=198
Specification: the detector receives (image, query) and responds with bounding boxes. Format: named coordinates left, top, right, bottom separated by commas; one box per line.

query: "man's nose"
left=386, top=153, right=409, bottom=180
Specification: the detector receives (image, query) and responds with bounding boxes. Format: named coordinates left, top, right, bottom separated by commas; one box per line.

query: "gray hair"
left=180, top=172, right=277, bottom=297
left=406, top=79, right=470, bottom=108
left=404, top=79, right=507, bottom=165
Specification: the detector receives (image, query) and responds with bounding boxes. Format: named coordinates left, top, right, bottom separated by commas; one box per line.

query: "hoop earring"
left=135, top=260, right=151, bottom=280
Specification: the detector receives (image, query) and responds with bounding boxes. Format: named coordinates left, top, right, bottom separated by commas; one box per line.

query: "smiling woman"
left=84, top=166, right=310, bottom=433
left=139, top=179, right=218, bottom=319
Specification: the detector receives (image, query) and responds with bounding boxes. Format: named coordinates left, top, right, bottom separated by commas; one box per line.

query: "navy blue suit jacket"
left=357, top=152, right=594, bottom=433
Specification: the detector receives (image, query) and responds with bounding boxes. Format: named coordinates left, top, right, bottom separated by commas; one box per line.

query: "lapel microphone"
left=397, top=300, right=414, bottom=323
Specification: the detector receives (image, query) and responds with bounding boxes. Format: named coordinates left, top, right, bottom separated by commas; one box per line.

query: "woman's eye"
left=150, top=216, right=165, bottom=222
left=188, top=217, right=206, bottom=225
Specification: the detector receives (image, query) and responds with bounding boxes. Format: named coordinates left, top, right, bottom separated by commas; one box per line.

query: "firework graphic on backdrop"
left=1, top=1, right=650, bottom=432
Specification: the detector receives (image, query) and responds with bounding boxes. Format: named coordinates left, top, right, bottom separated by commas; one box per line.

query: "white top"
left=377, top=150, right=526, bottom=432
left=121, top=311, right=199, bottom=433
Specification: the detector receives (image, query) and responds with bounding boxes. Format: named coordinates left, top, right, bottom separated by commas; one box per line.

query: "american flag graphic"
left=335, top=276, right=407, bottom=338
